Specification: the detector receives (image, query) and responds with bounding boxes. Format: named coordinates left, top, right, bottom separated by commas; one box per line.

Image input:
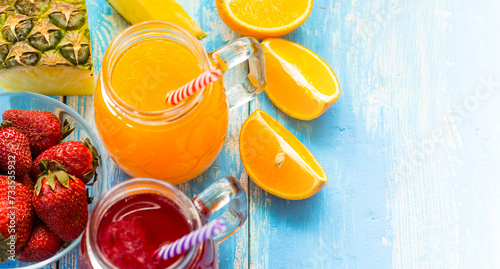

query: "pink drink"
left=79, top=193, right=217, bottom=269
left=79, top=177, right=247, bottom=269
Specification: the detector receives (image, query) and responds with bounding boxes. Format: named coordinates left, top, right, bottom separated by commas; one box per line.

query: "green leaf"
left=50, top=160, right=67, bottom=172
left=61, top=119, right=75, bottom=141
left=62, top=241, right=71, bottom=248
left=54, top=171, right=69, bottom=188
left=0, top=234, right=13, bottom=261
left=0, top=234, right=11, bottom=262
left=84, top=138, right=100, bottom=162
left=83, top=137, right=100, bottom=185
left=0, top=117, right=13, bottom=128
left=0, top=251, right=11, bottom=259
left=0, top=240, right=9, bottom=250
left=48, top=170, right=56, bottom=190
left=35, top=178, right=42, bottom=195
left=86, top=188, right=94, bottom=204
left=38, top=158, right=50, bottom=173
left=85, top=171, right=98, bottom=186
left=83, top=166, right=96, bottom=181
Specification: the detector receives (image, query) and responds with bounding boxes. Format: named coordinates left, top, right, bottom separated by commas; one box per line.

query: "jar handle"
left=210, top=37, right=266, bottom=110
left=192, top=177, right=247, bottom=245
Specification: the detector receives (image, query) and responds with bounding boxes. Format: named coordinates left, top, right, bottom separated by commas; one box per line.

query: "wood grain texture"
left=1, top=0, right=500, bottom=268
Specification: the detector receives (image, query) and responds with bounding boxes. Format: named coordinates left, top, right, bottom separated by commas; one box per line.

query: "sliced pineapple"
left=0, top=0, right=93, bottom=96
left=107, top=0, right=206, bottom=39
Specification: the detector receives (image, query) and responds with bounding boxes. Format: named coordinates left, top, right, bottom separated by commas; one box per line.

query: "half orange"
left=262, top=38, right=341, bottom=120
left=215, top=0, right=313, bottom=39
left=239, top=110, right=327, bottom=200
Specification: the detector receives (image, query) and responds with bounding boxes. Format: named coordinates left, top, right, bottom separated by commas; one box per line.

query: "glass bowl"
left=0, top=92, right=107, bottom=269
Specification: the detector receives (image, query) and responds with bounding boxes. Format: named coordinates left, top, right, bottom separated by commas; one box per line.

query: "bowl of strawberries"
left=0, top=92, right=106, bottom=268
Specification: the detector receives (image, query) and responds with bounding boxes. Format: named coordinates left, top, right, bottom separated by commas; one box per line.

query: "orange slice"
left=261, top=38, right=341, bottom=120
left=239, top=110, right=327, bottom=200
left=215, top=0, right=313, bottom=39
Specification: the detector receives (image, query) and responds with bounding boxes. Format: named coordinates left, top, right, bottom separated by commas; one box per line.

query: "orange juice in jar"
left=94, top=21, right=265, bottom=184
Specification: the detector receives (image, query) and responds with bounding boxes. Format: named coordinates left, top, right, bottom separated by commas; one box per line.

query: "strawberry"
left=15, top=174, right=36, bottom=190
left=31, top=138, right=99, bottom=184
left=33, top=160, right=88, bottom=241
left=2, top=110, right=74, bottom=157
left=0, top=121, right=32, bottom=177
left=0, top=175, right=35, bottom=261
left=18, top=223, right=63, bottom=262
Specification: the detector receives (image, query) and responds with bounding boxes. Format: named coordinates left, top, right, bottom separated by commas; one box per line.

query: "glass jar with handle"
left=94, top=21, right=266, bottom=184
left=78, top=176, right=247, bottom=269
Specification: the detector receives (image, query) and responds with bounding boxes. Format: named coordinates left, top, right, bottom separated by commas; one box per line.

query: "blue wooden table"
left=2, top=0, right=500, bottom=268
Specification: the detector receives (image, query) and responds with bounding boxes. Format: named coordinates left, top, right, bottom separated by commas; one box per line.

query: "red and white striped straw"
left=166, top=67, right=223, bottom=106
left=153, top=218, right=226, bottom=261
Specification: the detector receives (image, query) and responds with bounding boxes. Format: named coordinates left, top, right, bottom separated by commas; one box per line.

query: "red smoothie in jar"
left=82, top=193, right=217, bottom=269
left=79, top=176, right=247, bottom=269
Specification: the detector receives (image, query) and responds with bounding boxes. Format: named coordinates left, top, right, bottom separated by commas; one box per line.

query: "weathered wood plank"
left=248, top=0, right=500, bottom=268
left=59, top=1, right=130, bottom=268
left=248, top=1, right=360, bottom=267
left=177, top=1, right=250, bottom=268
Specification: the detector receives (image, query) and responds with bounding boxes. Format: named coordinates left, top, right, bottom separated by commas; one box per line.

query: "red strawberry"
left=2, top=110, right=74, bottom=157
left=0, top=121, right=32, bottom=177
left=33, top=160, right=88, bottom=241
left=0, top=175, right=35, bottom=261
left=31, top=138, right=99, bottom=184
left=18, top=223, right=63, bottom=262
left=16, top=174, right=36, bottom=190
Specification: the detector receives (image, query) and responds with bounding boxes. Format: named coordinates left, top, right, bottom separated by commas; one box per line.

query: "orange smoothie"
left=111, top=39, right=202, bottom=111
left=94, top=38, right=229, bottom=184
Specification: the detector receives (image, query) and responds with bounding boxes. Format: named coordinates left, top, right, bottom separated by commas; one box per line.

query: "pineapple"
left=107, top=0, right=206, bottom=39
left=0, top=0, right=93, bottom=95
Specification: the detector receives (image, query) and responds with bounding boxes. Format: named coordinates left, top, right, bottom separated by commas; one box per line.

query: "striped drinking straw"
left=153, top=218, right=227, bottom=261
left=166, top=67, right=223, bottom=106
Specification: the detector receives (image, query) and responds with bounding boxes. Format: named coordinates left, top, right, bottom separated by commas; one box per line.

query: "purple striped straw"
left=153, top=218, right=227, bottom=261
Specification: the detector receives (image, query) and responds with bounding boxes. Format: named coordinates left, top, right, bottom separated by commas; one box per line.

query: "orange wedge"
left=239, top=110, right=327, bottom=200
left=215, top=0, right=313, bottom=39
left=261, top=38, right=341, bottom=120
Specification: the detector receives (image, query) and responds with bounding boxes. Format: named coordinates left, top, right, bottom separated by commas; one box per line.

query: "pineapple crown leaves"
left=60, top=119, right=75, bottom=141
left=35, top=159, right=77, bottom=195
left=0, top=233, right=16, bottom=262
left=82, top=137, right=100, bottom=185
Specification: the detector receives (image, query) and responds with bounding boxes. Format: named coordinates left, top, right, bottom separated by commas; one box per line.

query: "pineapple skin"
left=0, top=0, right=94, bottom=95
left=106, top=0, right=207, bottom=39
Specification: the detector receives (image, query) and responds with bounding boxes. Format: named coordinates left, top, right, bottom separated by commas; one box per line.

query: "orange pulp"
left=239, top=110, right=327, bottom=200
